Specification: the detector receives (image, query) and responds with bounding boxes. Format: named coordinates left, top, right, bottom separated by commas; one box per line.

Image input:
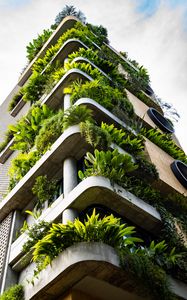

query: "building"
left=0, top=14, right=187, bottom=300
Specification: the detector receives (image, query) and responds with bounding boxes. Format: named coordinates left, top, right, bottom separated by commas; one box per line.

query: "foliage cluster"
left=78, top=149, right=138, bottom=183
left=0, top=130, right=13, bottom=153
left=22, top=220, right=51, bottom=253
left=8, top=151, right=40, bottom=190
left=32, top=175, right=58, bottom=209
left=26, top=29, right=53, bottom=62
left=32, top=210, right=142, bottom=275
left=142, top=128, right=187, bottom=163
left=9, top=104, right=53, bottom=152
left=0, top=284, right=24, bottom=300
left=70, top=79, right=134, bottom=124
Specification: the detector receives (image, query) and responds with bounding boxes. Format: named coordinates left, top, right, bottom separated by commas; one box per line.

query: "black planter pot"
left=171, top=160, right=187, bottom=189
left=145, top=85, right=154, bottom=97
left=147, top=107, right=174, bottom=133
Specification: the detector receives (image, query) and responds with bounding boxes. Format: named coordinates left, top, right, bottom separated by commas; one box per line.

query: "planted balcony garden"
left=18, top=209, right=182, bottom=300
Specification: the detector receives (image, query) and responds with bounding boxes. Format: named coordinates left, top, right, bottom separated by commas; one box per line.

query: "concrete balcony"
left=19, top=242, right=187, bottom=300
left=18, top=16, right=79, bottom=87
left=0, top=138, right=14, bottom=164
left=9, top=175, right=161, bottom=271
left=0, top=125, right=88, bottom=222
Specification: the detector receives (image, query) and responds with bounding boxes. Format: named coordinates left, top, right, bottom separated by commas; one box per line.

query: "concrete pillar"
left=63, top=208, right=78, bottom=224
left=62, top=157, right=78, bottom=224
left=64, top=93, right=71, bottom=111
left=63, top=157, right=78, bottom=196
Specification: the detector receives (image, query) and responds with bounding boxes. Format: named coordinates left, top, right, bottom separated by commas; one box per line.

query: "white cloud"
left=0, top=0, right=186, bottom=151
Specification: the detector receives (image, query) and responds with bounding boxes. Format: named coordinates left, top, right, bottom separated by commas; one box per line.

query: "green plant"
left=8, top=151, right=41, bottom=190
left=22, top=220, right=51, bottom=254
left=87, top=23, right=109, bottom=44
left=78, top=149, right=138, bottom=183
left=68, top=48, right=114, bottom=74
left=0, top=130, right=13, bottom=153
left=32, top=175, right=58, bottom=209
left=8, top=88, right=25, bottom=112
left=0, top=284, right=24, bottom=300
left=70, top=79, right=134, bottom=122
left=134, top=156, right=159, bottom=181
left=80, top=121, right=111, bottom=150
left=22, top=71, right=49, bottom=104
left=63, top=105, right=93, bottom=130
left=32, top=209, right=142, bottom=275
left=142, top=128, right=187, bottom=163
left=120, top=250, right=176, bottom=300
left=101, top=123, right=144, bottom=155
left=53, top=5, right=86, bottom=28
left=35, top=109, right=64, bottom=154
left=9, top=104, right=53, bottom=152
left=26, top=29, right=53, bottom=62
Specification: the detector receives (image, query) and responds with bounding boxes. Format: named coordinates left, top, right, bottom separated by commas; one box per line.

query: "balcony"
left=18, top=16, right=79, bottom=87
left=19, top=242, right=187, bottom=300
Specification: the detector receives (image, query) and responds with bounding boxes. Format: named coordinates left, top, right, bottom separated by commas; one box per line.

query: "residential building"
left=0, top=15, right=186, bottom=300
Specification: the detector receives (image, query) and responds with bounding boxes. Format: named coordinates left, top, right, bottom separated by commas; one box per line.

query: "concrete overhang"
left=18, top=16, right=79, bottom=86
left=42, top=69, right=93, bottom=109
left=0, top=125, right=88, bottom=222
left=42, top=39, right=89, bottom=75
left=21, top=242, right=187, bottom=300
left=0, top=138, right=14, bottom=164
left=9, top=175, right=161, bottom=269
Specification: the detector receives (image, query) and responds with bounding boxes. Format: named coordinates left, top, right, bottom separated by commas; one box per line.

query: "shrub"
left=142, top=128, right=187, bottom=163
left=32, top=209, right=142, bottom=275
left=0, top=284, right=24, bottom=300
left=78, top=149, right=137, bottom=183
left=35, top=110, right=64, bottom=154
left=32, top=175, right=58, bottom=208
left=26, top=29, right=53, bottom=62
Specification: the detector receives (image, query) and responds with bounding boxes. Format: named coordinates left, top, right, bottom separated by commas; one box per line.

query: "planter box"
left=0, top=138, right=14, bottom=164
left=22, top=242, right=187, bottom=300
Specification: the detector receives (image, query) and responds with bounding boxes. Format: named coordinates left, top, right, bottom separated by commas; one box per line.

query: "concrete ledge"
left=10, top=99, right=26, bottom=117
left=9, top=176, right=162, bottom=269
left=42, top=39, right=89, bottom=74
left=0, top=138, right=14, bottom=164
left=21, top=242, right=187, bottom=300
left=74, top=97, right=134, bottom=133
left=0, top=125, right=88, bottom=222
left=18, top=16, right=78, bottom=86
left=71, top=57, right=112, bottom=81
left=42, top=68, right=93, bottom=109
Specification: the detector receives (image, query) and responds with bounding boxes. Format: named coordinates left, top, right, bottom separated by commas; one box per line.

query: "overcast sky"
left=0, top=0, right=186, bottom=152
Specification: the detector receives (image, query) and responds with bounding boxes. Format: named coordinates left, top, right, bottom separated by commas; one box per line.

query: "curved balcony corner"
left=21, top=242, right=187, bottom=300
left=18, top=16, right=79, bottom=87
left=42, top=68, right=93, bottom=109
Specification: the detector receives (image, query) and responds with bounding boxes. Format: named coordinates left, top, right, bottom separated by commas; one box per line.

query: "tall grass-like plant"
left=142, top=128, right=187, bottom=163
left=32, top=209, right=142, bottom=274
left=63, top=105, right=93, bottom=130
left=9, top=104, right=53, bottom=152
left=78, top=149, right=137, bottom=183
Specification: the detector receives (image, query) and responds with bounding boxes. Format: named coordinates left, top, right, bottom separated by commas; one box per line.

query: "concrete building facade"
left=0, top=15, right=186, bottom=300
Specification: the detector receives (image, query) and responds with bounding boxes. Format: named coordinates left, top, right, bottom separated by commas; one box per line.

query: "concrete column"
left=63, top=208, right=78, bottom=224
left=62, top=157, right=78, bottom=224
left=63, top=157, right=78, bottom=196
left=63, top=93, right=71, bottom=111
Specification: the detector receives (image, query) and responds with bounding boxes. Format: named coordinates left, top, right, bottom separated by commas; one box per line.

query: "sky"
left=0, top=0, right=186, bottom=152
